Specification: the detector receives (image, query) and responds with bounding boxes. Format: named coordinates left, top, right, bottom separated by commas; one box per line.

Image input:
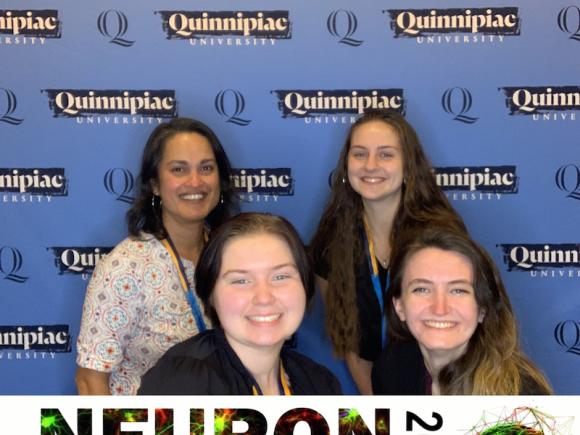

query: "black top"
left=313, top=232, right=388, bottom=361
left=138, top=329, right=342, bottom=395
left=372, top=339, right=550, bottom=395
left=372, top=339, right=428, bottom=395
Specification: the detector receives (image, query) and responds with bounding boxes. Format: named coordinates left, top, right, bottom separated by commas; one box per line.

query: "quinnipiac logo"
left=42, top=89, right=177, bottom=125
left=104, top=168, right=135, bottom=204
left=554, top=320, right=580, bottom=356
left=0, top=88, right=23, bottom=125
left=0, top=246, right=28, bottom=283
left=441, top=87, right=478, bottom=123
left=384, top=8, right=519, bottom=44
left=556, top=164, right=580, bottom=200
left=498, top=243, right=580, bottom=278
left=499, top=86, right=579, bottom=121
left=48, top=246, right=112, bottom=278
left=435, top=165, right=518, bottom=201
left=232, top=168, right=294, bottom=203
left=0, top=325, right=71, bottom=353
left=0, top=10, right=60, bottom=38
left=327, top=10, right=363, bottom=46
left=272, top=88, right=404, bottom=124
left=1, top=168, right=67, bottom=204
left=557, top=6, right=580, bottom=42
left=97, top=10, right=135, bottom=47
left=215, top=89, right=251, bottom=126
left=156, top=10, right=291, bottom=46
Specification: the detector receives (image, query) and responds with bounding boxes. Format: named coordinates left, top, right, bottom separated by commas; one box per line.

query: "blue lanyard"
left=161, top=237, right=207, bottom=333
left=362, top=218, right=390, bottom=347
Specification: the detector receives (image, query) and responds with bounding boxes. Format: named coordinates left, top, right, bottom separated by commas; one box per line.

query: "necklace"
left=377, top=256, right=389, bottom=269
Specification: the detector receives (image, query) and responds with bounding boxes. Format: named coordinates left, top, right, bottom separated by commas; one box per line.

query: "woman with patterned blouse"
left=75, top=118, right=237, bottom=394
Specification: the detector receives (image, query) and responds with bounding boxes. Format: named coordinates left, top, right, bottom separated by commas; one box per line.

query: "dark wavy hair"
left=310, top=109, right=466, bottom=356
left=386, top=228, right=552, bottom=395
left=195, top=213, right=315, bottom=328
left=127, top=117, right=238, bottom=239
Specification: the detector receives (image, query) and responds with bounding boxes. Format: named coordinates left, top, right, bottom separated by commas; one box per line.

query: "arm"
left=76, top=367, right=111, bottom=395
left=345, top=351, right=373, bottom=395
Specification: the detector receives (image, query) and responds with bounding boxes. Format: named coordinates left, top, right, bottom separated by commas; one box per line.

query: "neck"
left=362, top=198, right=400, bottom=265
left=163, top=216, right=205, bottom=263
left=419, top=346, right=466, bottom=396
left=226, top=336, right=284, bottom=395
left=362, top=197, right=400, bottom=239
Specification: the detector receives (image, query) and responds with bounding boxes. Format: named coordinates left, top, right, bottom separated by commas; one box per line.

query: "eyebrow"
left=350, top=145, right=398, bottom=149
left=220, top=263, right=298, bottom=277
left=406, top=278, right=473, bottom=286
left=166, top=158, right=217, bottom=165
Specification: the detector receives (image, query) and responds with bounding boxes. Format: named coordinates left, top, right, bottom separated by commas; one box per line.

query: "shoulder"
left=283, top=350, right=342, bottom=395
left=372, top=340, right=426, bottom=395
left=138, top=330, right=229, bottom=395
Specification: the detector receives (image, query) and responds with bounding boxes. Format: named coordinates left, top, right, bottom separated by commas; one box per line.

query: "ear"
left=478, top=308, right=486, bottom=323
left=151, top=178, right=160, bottom=196
left=393, top=298, right=406, bottom=322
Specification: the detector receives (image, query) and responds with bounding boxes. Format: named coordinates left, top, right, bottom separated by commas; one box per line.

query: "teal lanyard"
left=161, top=237, right=207, bottom=332
left=362, top=219, right=389, bottom=346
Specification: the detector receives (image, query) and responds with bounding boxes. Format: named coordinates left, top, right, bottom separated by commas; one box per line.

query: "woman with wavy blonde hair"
left=372, top=228, right=552, bottom=395
left=310, top=109, right=466, bottom=393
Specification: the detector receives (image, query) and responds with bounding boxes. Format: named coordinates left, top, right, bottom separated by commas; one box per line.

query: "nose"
left=363, top=154, right=379, bottom=171
left=186, top=171, right=203, bottom=187
left=252, top=280, right=275, bottom=305
left=431, top=291, right=450, bottom=316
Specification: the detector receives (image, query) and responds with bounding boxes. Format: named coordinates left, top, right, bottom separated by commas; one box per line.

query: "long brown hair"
left=310, top=109, right=466, bottom=356
left=386, top=228, right=552, bottom=394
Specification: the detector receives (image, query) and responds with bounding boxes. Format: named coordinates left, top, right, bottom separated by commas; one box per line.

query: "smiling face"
left=212, top=232, right=307, bottom=356
left=347, top=120, right=404, bottom=205
left=152, top=132, right=220, bottom=231
left=393, top=247, right=484, bottom=366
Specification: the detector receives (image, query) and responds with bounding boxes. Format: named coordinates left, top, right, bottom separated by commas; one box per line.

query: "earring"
left=220, top=194, right=224, bottom=204
left=151, top=195, right=156, bottom=209
left=341, top=177, right=346, bottom=184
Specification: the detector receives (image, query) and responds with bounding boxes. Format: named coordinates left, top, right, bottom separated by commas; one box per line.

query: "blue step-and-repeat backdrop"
left=1, top=0, right=579, bottom=395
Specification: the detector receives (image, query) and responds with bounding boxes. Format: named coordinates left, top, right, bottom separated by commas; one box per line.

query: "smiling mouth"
left=247, top=314, right=282, bottom=323
left=180, top=193, right=206, bottom=201
left=361, top=177, right=385, bottom=184
left=423, top=320, right=457, bottom=329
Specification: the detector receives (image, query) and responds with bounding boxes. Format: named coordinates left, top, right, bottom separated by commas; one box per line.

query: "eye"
left=170, top=166, right=185, bottom=174
left=450, top=287, right=471, bottom=295
left=379, top=151, right=394, bottom=159
left=229, top=277, right=250, bottom=285
left=350, top=149, right=367, bottom=160
left=199, top=164, right=216, bottom=174
left=272, top=273, right=290, bottom=281
left=411, top=286, right=429, bottom=294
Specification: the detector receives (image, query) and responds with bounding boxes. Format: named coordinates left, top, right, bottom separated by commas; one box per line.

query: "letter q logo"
left=103, top=168, right=135, bottom=204
left=97, top=10, right=135, bottom=47
left=554, top=320, right=580, bottom=356
left=0, top=246, right=28, bottom=283
left=555, top=164, right=580, bottom=200
left=327, top=10, right=363, bottom=46
left=557, top=6, right=580, bottom=42
left=215, top=89, right=251, bottom=126
left=441, top=87, right=478, bottom=124
left=0, top=88, right=24, bottom=125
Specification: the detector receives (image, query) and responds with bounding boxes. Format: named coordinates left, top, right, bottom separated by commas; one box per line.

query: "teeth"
left=424, top=321, right=456, bottom=329
left=248, top=314, right=281, bottom=323
left=362, top=177, right=384, bottom=183
left=181, top=193, right=204, bottom=200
